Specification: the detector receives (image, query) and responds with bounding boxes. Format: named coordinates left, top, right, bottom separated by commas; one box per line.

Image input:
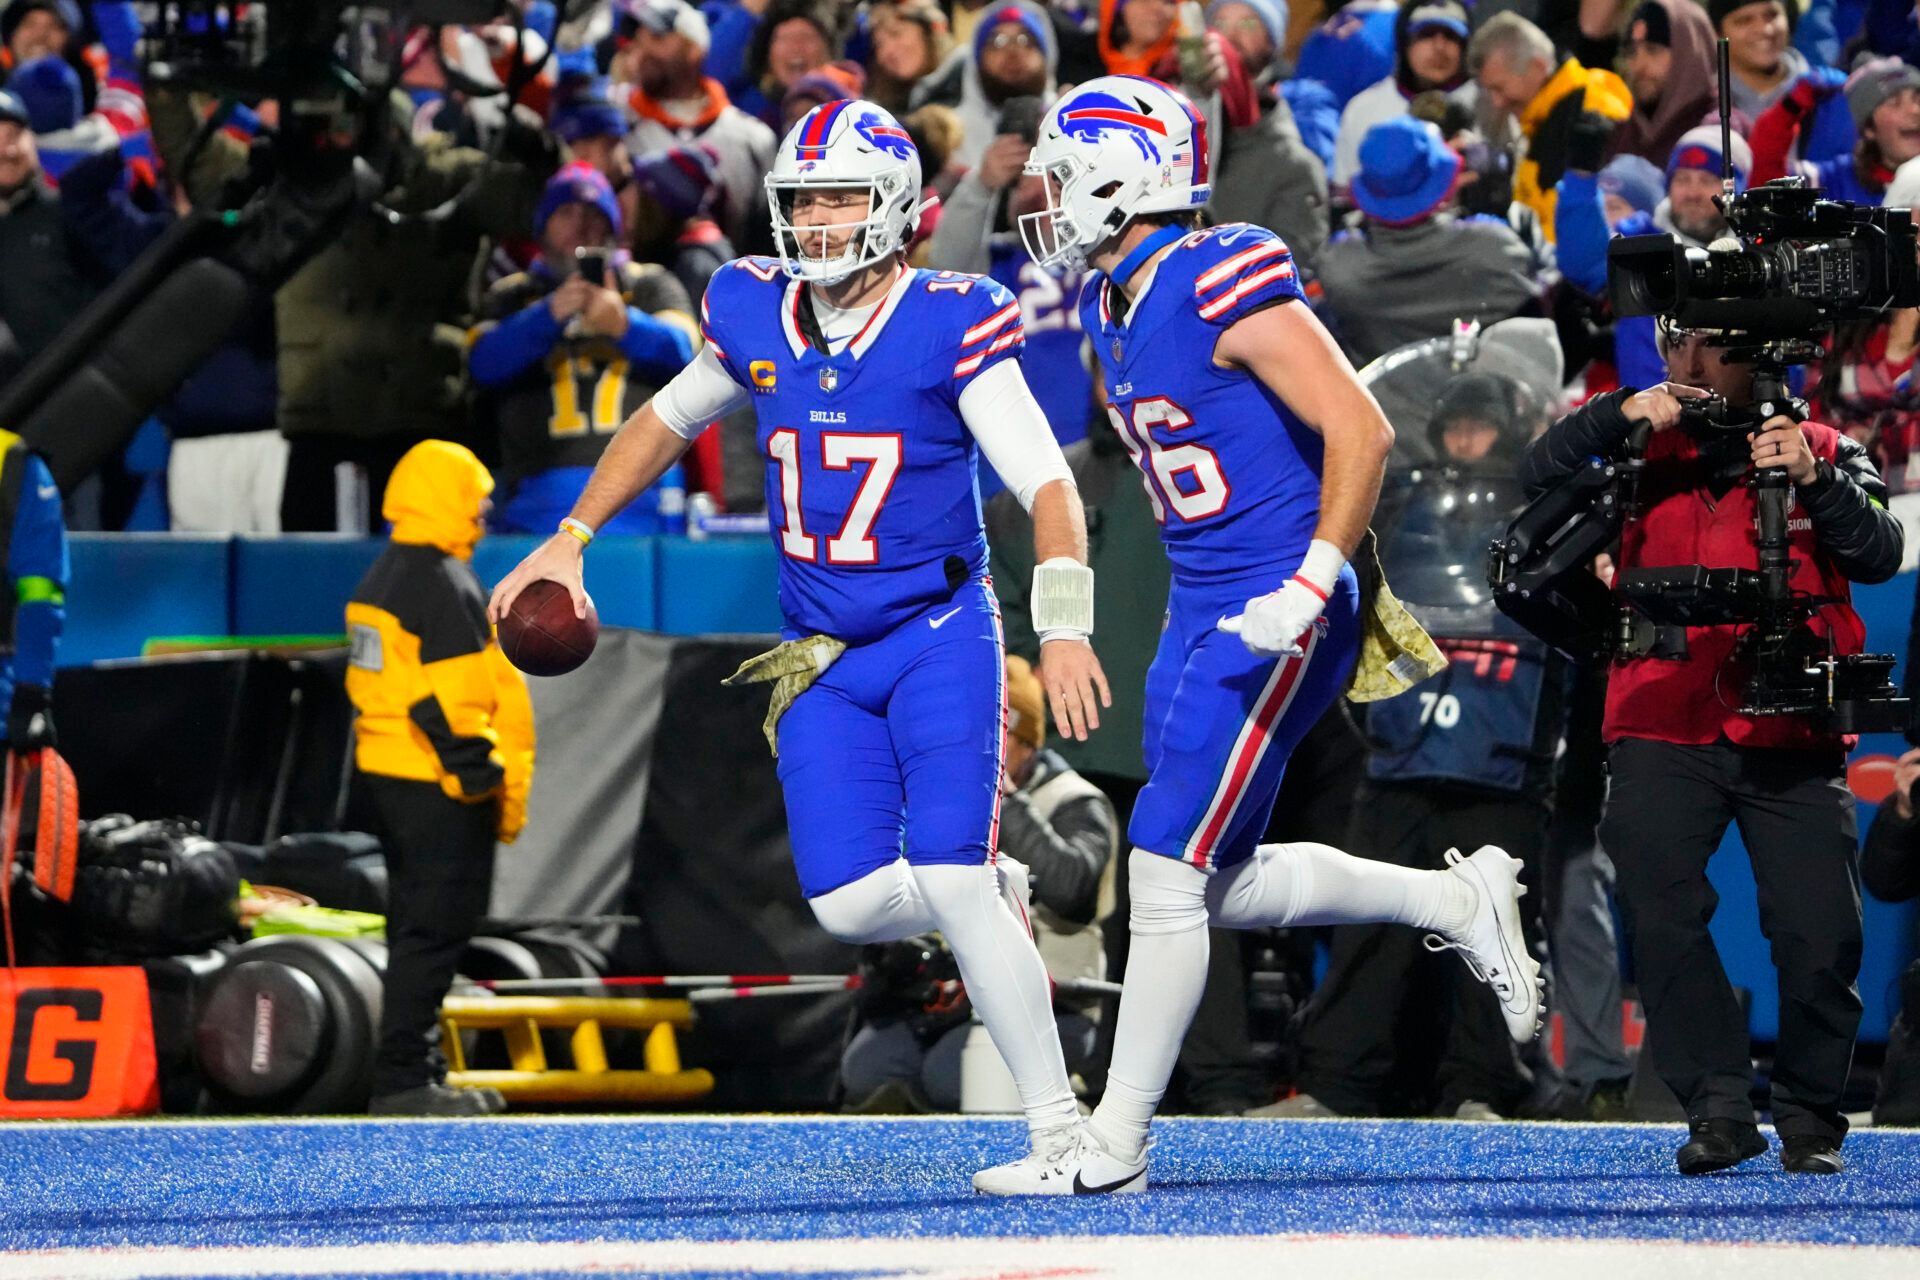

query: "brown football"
left=499, top=579, right=599, bottom=676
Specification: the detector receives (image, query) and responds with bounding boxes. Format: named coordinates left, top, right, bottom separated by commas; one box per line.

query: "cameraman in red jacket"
left=1522, top=323, right=1903, bottom=1176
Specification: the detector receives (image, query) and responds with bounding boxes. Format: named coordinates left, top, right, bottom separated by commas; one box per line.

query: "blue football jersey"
left=700, top=258, right=1025, bottom=643
left=1081, top=223, right=1321, bottom=584
left=987, top=242, right=1092, bottom=452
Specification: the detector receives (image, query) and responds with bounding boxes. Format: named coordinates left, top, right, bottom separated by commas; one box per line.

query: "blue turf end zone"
left=1, top=1116, right=1917, bottom=1257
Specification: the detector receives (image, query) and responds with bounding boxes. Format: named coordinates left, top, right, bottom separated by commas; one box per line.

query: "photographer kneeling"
left=1521, top=325, right=1904, bottom=1175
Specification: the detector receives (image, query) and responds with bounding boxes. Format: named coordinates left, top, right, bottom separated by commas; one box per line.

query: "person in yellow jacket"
left=346, top=440, right=535, bottom=1116
left=1467, top=11, right=1632, bottom=241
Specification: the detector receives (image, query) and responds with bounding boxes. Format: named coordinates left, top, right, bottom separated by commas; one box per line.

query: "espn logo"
left=749, top=361, right=778, bottom=392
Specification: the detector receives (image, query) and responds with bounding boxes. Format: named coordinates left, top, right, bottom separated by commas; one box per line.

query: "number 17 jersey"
left=700, top=258, right=1026, bottom=643
left=1082, top=223, right=1322, bottom=584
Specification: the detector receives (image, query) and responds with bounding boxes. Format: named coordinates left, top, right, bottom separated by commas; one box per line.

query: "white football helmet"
left=766, top=99, right=924, bottom=285
left=1019, top=75, right=1211, bottom=269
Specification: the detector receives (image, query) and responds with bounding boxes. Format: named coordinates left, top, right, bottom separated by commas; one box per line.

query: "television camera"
left=1488, top=45, right=1918, bottom=735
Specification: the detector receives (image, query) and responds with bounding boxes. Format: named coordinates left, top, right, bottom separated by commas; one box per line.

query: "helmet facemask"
left=1018, top=154, right=1101, bottom=269
left=767, top=169, right=916, bottom=286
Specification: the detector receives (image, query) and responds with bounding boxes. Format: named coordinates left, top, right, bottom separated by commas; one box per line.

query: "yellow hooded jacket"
left=345, top=441, right=535, bottom=842
left=1514, top=58, right=1634, bottom=242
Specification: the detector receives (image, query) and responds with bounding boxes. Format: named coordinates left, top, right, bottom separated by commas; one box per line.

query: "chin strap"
left=1110, top=224, right=1188, bottom=288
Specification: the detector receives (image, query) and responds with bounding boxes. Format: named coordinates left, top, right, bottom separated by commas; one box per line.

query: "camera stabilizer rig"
left=1488, top=41, right=1913, bottom=735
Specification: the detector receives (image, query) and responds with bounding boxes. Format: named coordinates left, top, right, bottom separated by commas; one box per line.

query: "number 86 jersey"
left=1083, top=223, right=1323, bottom=584
left=701, top=258, right=1026, bottom=643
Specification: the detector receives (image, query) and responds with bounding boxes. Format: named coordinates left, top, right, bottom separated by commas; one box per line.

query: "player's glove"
left=1218, top=540, right=1343, bottom=658
left=8, top=683, right=55, bottom=752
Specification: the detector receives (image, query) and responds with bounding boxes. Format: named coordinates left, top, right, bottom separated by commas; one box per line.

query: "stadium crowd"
left=5, top=0, right=1920, bottom=1136
left=8, top=0, right=1920, bottom=534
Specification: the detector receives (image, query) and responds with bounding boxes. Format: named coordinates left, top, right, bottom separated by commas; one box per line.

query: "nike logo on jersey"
left=928, top=606, right=964, bottom=629
left=36, top=485, right=58, bottom=500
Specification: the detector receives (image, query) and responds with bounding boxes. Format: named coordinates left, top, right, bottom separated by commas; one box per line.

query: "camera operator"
left=1520, top=326, right=1904, bottom=1175
left=1859, top=747, right=1920, bottom=1125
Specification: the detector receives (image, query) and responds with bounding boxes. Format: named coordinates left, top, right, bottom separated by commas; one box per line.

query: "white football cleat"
left=1426, top=845, right=1545, bottom=1043
left=1068, top=1126, right=1148, bottom=1196
left=972, top=1122, right=1096, bottom=1196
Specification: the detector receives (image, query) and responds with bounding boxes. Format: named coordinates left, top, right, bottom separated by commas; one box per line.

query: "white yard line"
left=6, top=1232, right=1920, bottom=1280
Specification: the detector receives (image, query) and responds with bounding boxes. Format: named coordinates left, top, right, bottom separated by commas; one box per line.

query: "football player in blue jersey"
left=1011, top=75, right=1545, bottom=1193
left=490, top=98, right=1112, bottom=1193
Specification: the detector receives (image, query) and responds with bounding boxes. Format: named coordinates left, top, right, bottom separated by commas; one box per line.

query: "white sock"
left=1207, top=841, right=1473, bottom=935
left=912, top=861, right=1079, bottom=1136
left=1087, top=850, right=1212, bottom=1161
left=807, top=860, right=936, bottom=943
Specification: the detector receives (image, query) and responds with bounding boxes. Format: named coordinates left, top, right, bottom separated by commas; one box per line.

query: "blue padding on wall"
left=231, top=535, right=383, bottom=636
left=66, top=534, right=230, bottom=666
left=473, top=534, right=660, bottom=632
left=655, top=536, right=782, bottom=635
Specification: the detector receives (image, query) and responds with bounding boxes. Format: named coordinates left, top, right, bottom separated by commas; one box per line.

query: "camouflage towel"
left=722, top=635, right=849, bottom=755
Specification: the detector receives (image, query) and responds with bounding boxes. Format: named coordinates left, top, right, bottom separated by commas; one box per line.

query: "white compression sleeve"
left=1087, top=850, right=1212, bottom=1160
left=1206, top=841, right=1473, bottom=934
left=653, top=346, right=751, bottom=439
left=913, top=861, right=1079, bottom=1134
left=957, top=359, right=1074, bottom=512
left=806, top=860, right=936, bottom=944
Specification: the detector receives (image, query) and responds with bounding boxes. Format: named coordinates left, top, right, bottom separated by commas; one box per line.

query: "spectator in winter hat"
left=1708, top=0, right=1806, bottom=119
left=779, top=61, right=865, bottom=134
left=1750, top=57, right=1920, bottom=204
left=0, top=0, right=76, bottom=69
left=1335, top=0, right=1473, bottom=187
left=1319, top=116, right=1541, bottom=365
left=1612, top=0, right=1718, bottom=167
left=1426, top=371, right=1526, bottom=466
left=0, top=0, right=106, bottom=129
left=550, top=66, right=628, bottom=151
left=468, top=160, right=695, bottom=535
left=743, top=0, right=841, bottom=127
left=630, top=142, right=733, bottom=300
left=7, top=54, right=113, bottom=182
left=1596, top=152, right=1664, bottom=223
left=549, top=62, right=639, bottom=253
left=1555, top=119, right=1750, bottom=388
left=1666, top=124, right=1751, bottom=237
left=620, top=0, right=775, bottom=253
left=1207, top=0, right=1286, bottom=80
left=911, top=0, right=1058, bottom=169
left=0, top=84, right=101, bottom=367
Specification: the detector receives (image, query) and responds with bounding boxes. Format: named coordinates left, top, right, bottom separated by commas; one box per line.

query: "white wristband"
left=1032, top=557, right=1094, bottom=640
left=1295, top=539, right=1345, bottom=595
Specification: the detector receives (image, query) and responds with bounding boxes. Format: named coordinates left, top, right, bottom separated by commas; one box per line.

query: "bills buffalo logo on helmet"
left=854, top=111, right=917, bottom=161
left=1059, top=91, right=1169, bottom=162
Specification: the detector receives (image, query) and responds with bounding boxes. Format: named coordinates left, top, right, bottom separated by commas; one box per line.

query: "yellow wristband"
left=559, top=517, right=595, bottom=546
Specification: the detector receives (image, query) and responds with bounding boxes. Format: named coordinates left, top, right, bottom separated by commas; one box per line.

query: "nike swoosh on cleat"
left=1072, top=1168, right=1142, bottom=1195
left=928, top=606, right=964, bottom=629
left=1475, top=862, right=1529, bottom=1014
